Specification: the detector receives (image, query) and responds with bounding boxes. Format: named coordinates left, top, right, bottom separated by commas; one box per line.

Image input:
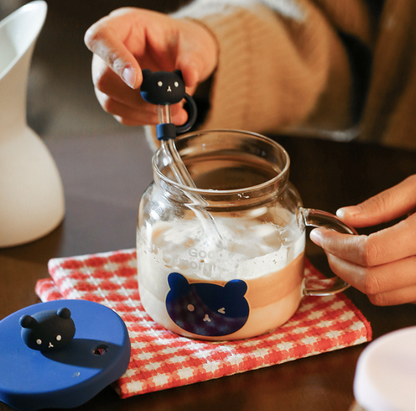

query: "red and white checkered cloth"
left=35, top=248, right=372, bottom=399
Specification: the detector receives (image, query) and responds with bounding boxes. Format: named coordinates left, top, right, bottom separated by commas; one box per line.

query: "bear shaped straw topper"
left=166, top=272, right=250, bottom=337
left=20, top=307, right=75, bottom=351
left=140, top=69, right=203, bottom=190
left=140, top=69, right=197, bottom=140
left=140, top=69, right=186, bottom=105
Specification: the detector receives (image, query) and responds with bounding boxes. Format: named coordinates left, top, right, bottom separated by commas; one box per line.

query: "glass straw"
left=157, top=105, right=223, bottom=244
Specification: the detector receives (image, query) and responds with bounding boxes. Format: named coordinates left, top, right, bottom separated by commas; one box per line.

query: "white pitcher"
left=0, top=1, right=65, bottom=247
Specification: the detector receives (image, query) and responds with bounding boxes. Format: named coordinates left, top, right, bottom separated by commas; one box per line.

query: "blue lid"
left=0, top=300, right=131, bottom=411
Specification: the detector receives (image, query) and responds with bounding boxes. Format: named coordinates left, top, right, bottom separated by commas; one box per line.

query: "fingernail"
left=309, top=229, right=323, bottom=247
left=336, top=206, right=360, bottom=219
left=122, top=66, right=137, bottom=89
left=336, top=209, right=346, bottom=219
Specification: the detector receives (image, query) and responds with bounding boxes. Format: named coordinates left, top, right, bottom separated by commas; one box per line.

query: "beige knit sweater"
left=149, top=0, right=416, bottom=151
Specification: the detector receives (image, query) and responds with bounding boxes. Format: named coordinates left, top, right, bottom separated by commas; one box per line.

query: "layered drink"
left=137, top=208, right=305, bottom=340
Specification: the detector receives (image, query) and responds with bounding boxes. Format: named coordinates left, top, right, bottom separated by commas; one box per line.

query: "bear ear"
left=173, top=69, right=184, bottom=81
left=168, top=272, right=190, bottom=294
left=57, top=307, right=71, bottom=319
left=224, top=279, right=248, bottom=296
left=141, top=69, right=152, bottom=80
left=20, top=315, right=37, bottom=329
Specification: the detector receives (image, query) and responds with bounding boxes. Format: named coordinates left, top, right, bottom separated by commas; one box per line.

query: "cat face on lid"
left=140, top=69, right=186, bottom=105
left=166, top=272, right=250, bottom=337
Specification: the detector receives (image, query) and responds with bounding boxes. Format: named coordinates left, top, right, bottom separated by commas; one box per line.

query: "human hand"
left=310, top=175, right=416, bottom=306
left=84, top=7, right=218, bottom=126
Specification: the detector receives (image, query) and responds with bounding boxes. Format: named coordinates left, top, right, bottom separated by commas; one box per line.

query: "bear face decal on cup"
left=166, top=272, right=249, bottom=337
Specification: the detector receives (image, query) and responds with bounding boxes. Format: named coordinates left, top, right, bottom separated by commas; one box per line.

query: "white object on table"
left=353, top=326, right=416, bottom=411
left=0, top=1, right=65, bottom=247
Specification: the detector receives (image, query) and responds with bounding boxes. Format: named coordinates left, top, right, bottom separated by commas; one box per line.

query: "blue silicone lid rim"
left=0, top=300, right=131, bottom=411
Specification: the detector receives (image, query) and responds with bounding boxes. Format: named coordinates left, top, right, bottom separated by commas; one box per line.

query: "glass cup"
left=137, top=130, right=357, bottom=341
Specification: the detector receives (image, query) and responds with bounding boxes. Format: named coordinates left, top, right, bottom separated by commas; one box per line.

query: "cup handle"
left=300, top=207, right=358, bottom=296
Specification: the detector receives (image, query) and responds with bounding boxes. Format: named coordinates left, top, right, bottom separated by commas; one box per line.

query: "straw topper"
left=140, top=69, right=197, bottom=140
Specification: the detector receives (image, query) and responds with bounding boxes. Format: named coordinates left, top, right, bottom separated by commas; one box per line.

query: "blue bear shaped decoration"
left=20, top=307, right=75, bottom=351
left=166, top=272, right=250, bottom=337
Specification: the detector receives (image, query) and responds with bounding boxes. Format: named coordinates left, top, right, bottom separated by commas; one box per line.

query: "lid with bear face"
left=0, top=299, right=131, bottom=411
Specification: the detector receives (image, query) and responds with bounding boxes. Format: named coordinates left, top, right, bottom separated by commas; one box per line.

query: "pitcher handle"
left=300, top=207, right=358, bottom=296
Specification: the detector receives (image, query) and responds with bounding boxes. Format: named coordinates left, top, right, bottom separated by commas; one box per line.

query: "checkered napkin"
left=35, top=248, right=372, bottom=399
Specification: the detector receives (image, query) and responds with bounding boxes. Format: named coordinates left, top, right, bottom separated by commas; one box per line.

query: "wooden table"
left=1, top=132, right=415, bottom=411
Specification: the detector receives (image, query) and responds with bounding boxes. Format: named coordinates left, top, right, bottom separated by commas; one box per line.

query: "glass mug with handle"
left=137, top=130, right=357, bottom=341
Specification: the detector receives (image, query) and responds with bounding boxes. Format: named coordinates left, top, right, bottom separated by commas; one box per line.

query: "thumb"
left=336, top=175, right=416, bottom=228
left=177, top=61, right=200, bottom=93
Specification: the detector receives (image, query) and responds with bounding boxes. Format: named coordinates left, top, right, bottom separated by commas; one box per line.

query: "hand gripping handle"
left=300, top=207, right=358, bottom=296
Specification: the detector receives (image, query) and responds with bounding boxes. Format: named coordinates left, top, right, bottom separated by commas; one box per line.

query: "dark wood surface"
left=1, top=133, right=415, bottom=411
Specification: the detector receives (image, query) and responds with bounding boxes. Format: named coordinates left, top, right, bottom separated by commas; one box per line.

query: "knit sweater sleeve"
left=145, top=0, right=373, bottom=147
left=174, top=0, right=369, bottom=132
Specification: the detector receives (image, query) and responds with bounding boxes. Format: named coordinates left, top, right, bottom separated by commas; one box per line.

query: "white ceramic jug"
left=0, top=1, right=65, bottom=247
